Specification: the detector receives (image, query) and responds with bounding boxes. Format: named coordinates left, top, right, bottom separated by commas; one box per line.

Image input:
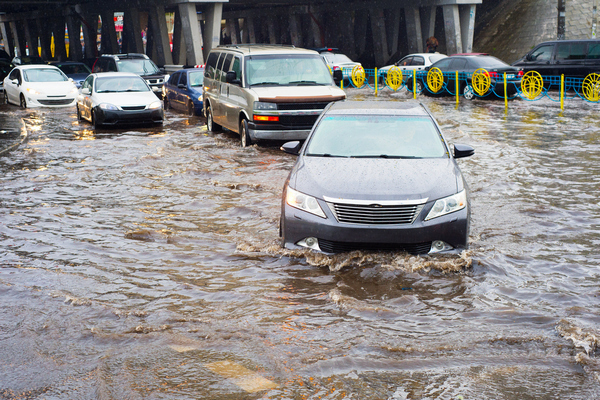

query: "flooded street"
left=1, top=90, right=600, bottom=399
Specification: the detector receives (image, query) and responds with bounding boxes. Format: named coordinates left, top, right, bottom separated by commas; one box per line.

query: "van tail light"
left=254, top=115, right=279, bottom=122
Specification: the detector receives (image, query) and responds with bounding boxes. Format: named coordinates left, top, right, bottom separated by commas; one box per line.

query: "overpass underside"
left=0, top=0, right=481, bottom=67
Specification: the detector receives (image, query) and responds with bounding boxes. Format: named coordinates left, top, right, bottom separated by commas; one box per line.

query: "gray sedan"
left=279, top=100, right=474, bottom=255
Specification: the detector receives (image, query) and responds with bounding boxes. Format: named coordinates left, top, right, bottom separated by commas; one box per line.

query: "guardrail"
left=337, top=66, right=600, bottom=109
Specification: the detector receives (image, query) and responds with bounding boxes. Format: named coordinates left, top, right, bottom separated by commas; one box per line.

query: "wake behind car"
left=76, top=72, right=163, bottom=128
left=425, top=54, right=522, bottom=99
left=163, top=66, right=204, bottom=116
left=3, top=64, right=77, bottom=107
left=280, top=100, right=474, bottom=255
left=203, top=44, right=346, bottom=147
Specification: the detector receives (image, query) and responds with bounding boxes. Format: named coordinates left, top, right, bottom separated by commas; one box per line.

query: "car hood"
left=24, top=81, right=77, bottom=94
left=92, top=91, right=159, bottom=106
left=289, top=156, right=461, bottom=202
left=252, top=85, right=346, bottom=103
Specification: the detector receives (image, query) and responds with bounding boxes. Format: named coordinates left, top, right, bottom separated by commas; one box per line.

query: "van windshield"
left=246, top=54, right=333, bottom=86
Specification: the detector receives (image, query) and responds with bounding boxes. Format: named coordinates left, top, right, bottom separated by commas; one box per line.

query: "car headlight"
left=148, top=101, right=162, bottom=109
left=286, top=186, right=326, bottom=219
left=425, top=190, right=467, bottom=221
left=70, top=86, right=78, bottom=93
left=26, top=88, right=41, bottom=95
left=254, top=101, right=277, bottom=111
left=98, top=103, right=118, bottom=110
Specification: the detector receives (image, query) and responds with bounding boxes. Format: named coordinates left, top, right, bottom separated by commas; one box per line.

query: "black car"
left=279, top=101, right=474, bottom=255
left=92, top=54, right=168, bottom=97
left=425, top=54, right=522, bottom=99
left=512, top=39, right=600, bottom=78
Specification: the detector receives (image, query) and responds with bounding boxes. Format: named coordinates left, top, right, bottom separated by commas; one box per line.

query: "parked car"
left=203, top=44, right=346, bottom=147
left=12, top=55, right=46, bottom=65
left=314, top=47, right=362, bottom=85
left=279, top=100, right=474, bottom=255
left=76, top=72, right=164, bottom=128
left=0, top=59, right=14, bottom=94
left=379, top=52, right=447, bottom=91
left=512, top=39, right=600, bottom=78
left=51, top=61, right=91, bottom=88
left=3, top=64, right=77, bottom=108
left=92, top=53, right=169, bottom=97
left=425, top=54, right=522, bottom=99
left=163, top=67, right=204, bottom=116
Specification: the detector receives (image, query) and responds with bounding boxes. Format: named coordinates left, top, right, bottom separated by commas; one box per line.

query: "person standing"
left=426, top=36, right=439, bottom=53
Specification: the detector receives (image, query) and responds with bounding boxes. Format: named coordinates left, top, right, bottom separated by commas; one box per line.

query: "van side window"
left=205, top=52, right=219, bottom=79
left=557, top=42, right=586, bottom=60
left=220, top=54, right=233, bottom=82
left=588, top=43, right=600, bottom=60
left=530, top=45, right=553, bottom=61
left=231, top=56, right=242, bottom=81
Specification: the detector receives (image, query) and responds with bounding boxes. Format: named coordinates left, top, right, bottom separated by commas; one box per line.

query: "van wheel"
left=463, top=84, right=475, bottom=100
left=206, top=105, right=221, bottom=132
left=20, top=94, right=27, bottom=108
left=240, top=118, right=252, bottom=147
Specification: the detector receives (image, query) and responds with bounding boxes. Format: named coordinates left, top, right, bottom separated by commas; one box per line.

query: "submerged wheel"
left=163, top=97, right=170, bottom=110
left=240, top=118, right=252, bottom=147
left=19, top=94, right=27, bottom=108
left=206, top=105, right=221, bottom=132
left=92, top=109, right=101, bottom=129
left=76, top=105, right=82, bottom=121
left=187, top=100, right=194, bottom=116
left=463, top=84, right=475, bottom=100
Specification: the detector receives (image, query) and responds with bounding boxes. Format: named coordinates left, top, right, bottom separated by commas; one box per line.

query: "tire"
left=163, top=97, right=170, bottom=110
left=240, top=118, right=252, bottom=147
left=19, top=94, right=27, bottom=108
left=187, top=100, right=194, bottom=116
left=76, top=105, right=82, bottom=121
left=92, top=109, right=101, bottom=129
left=206, top=105, right=221, bottom=132
left=463, top=84, right=475, bottom=100
left=407, top=80, right=424, bottom=93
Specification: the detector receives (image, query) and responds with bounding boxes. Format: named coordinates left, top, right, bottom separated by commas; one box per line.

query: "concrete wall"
left=565, top=0, right=597, bottom=39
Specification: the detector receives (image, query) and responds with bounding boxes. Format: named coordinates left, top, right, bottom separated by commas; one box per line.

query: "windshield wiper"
left=306, top=153, right=348, bottom=158
left=351, top=155, right=419, bottom=159
left=289, top=80, right=324, bottom=86
left=250, top=82, right=281, bottom=86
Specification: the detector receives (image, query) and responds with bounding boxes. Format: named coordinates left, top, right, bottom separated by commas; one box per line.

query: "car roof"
left=92, top=72, right=140, bottom=78
left=326, top=100, right=430, bottom=116
left=17, top=64, right=59, bottom=70
left=213, top=44, right=318, bottom=56
left=174, top=67, right=204, bottom=73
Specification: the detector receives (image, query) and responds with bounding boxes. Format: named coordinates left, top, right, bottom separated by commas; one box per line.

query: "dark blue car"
left=51, top=62, right=91, bottom=88
left=163, top=67, right=204, bottom=116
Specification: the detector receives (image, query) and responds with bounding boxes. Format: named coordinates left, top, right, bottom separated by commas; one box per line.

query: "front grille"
left=121, top=106, right=146, bottom=111
left=39, top=99, right=73, bottom=105
left=328, top=202, right=424, bottom=225
left=278, top=114, right=319, bottom=127
left=318, top=239, right=432, bottom=255
left=277, top=102, right=330, bottom=111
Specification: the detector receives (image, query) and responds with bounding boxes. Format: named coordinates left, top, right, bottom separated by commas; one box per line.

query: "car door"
left=523, top=44, right=555, bottom=76
left=555, top=41, right=587, bottom=77
left=176, top=72, right=189, bottom=110
left=446, top=58, right=468, bottom=92
left=165, top=72, right=180, bottom=110
left=5, top=68, right=21, bottom=104
left=585, top=41, right=600, bottom=75
left=224, top=55, right=246, bottom=130
left=215, top=53, right=233, bottom=128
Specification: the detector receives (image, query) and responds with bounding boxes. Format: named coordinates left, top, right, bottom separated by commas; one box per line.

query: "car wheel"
left=76, top=105, right=82, bottom=121
left=463, top=84, right=475, bottom=100
left=163, top=97, right=170, bottom=110
left=187, top=100, right=194, bottom=116
left=92, top=109, right=101, bottom=129
left=240, top=118, right=252, bottom=147
left=206, top=105, right=221, bottom=132
left=19, top=94, right=27, bottom=108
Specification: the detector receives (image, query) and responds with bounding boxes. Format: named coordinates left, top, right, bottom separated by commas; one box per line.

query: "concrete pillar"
left=171, top=8, right=185, bottom=64
left=405, top=7, right=423, bottom=54
left=267, top=17, right=278, bottom=44
left=443, top=4, right=462, bottom=55
left=354, top=11, right=368, bottom=56
left=22, top=19, right=35, bottom=57
left=289, top=14, right=303, bottom=47
left=420, top=6, right=436, bottom=49
left=459, top=4, right=476, bottom=54
left=370, top=9, right=389, bottom=67
left=178, top=3, right=203, bottom=65
left=245, top=17, right=257, bottom=43
left=385, top=8, right=401, bottom=60
left=101, top=10, right=119, bottom=54
left=1, top=22, right=14, bottom=57
left=9, top=21, right=25, bottom=57
left=26, top=20, right=40, bottom=57
left=36, top=19, right=52, bottom=60
left=53, top=17, right=68, bottom=61
left=123, top=8, right=144, bottom=54
left=203, top=2, right=223, bottom=59
left=66, top=15, right=83, bottom=61
left=309, top=11, right=324, bottom=48
left=226, top=19, right=241, bottom=44
left=76, top=6, right=98, bottom=59
left=148, top=5, right=174, bottom=66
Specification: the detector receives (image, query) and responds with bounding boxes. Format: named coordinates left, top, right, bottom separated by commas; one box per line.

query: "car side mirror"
left=281, top=141, right=302, bottom=155
left=11, top=79, right=19, bottom=86
left=81, top=88, right=90, bottom=95
left=453, top=144, right=474, bottom=159
left=226, top=71, right=241, bottom=86
left=526, top=54, right=533, bottom=61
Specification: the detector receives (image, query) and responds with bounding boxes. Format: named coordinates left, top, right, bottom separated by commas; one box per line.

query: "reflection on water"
left=1, top=94, right=600, bottom=399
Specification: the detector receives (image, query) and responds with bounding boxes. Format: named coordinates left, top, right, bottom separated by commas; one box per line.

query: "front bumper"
left=26, top=95, right=76, bottom=108
left=95, top=108, right=164, bottom=126
left=281, top=200, right=469, bottom=255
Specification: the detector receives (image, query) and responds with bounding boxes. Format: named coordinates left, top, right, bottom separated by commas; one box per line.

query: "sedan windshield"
left=306, top=115, right=448, bottom=158
left=323, top=53, right=353, bottom=64
left=23, top=68, right=67, bottom=82
left=95, top=77, right=150, bottom=93
left=246, top=55, right=333, bottom=86
left=117, top=59, right=160, bottom=75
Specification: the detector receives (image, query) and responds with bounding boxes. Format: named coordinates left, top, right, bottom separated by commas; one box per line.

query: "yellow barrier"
left=521, top=71, right=544, bottom=100
left=385, top=66, right=403, bottom=91
left=472, top=68, right=491, bottom=96
left=427, top=67, right=444, bottom=93
left=582, top=73, right=600, bottom=102
left=351, top=65, right=365, bottom=88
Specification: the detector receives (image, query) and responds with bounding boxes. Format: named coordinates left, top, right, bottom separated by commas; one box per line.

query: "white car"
left=379, top=53, right=447, bottom=90
left=317, top=49, right=362, bottom=85
left=76, top=72, right=163, bottom=128
left=3, top=64, right=78, bottom=108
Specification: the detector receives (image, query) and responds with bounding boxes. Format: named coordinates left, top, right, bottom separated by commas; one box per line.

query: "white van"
left=203, top=45, right=346, bottom=147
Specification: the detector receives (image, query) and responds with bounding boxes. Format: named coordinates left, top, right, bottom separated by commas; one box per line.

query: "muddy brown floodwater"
left=1, top=89, right=600, bottom=400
